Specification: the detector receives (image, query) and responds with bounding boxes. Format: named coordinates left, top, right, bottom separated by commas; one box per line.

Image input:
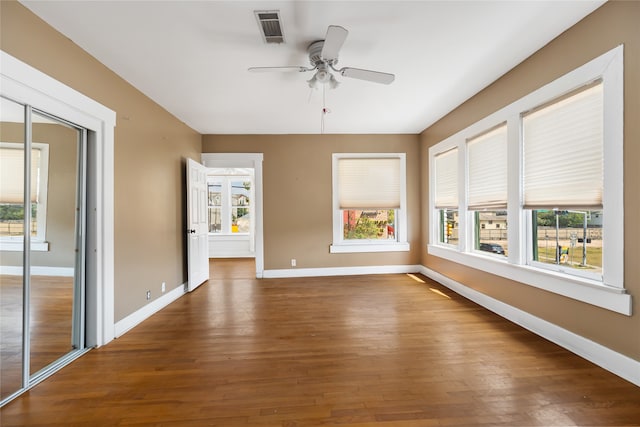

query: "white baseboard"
left=419, top=265, right=640, bottom=387
left=0, top=265, right=74, bottom=277
left=263, top=264, right=422, bottom=279
left=114, top=282, right=187, bottom=338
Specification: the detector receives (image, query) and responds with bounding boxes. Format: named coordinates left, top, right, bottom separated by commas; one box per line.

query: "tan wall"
left=203, top=134, right=421, bottom=270
left=420, top=0, right=640, bottom=361
left=1, top=122, right=79, bottom=268
left=1, top=2, right=202, bottom=321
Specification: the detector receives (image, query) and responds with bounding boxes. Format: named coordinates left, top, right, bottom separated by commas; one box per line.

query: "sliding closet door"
left=0, top=97, right=87, bottom=405
left=29, top=111, right=85, bottom=376
left=0, top=96, right=26, bottom=401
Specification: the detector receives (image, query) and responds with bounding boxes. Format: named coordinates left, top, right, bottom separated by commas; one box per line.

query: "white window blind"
left=523, top=82, right=603, bottom=209
left=337, top=157, right=400, bottom=209
left=434, top=148, right=458, bottom=209
left=467, top=124, right=508, bottom=210
left=0, top=146, right=40, bottom=203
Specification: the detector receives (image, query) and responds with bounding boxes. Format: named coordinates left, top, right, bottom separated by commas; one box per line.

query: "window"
left=207, top=176, right=252, bottom=234
left=428, top=46, right=627, bottom=315
left=331, top=153, right=408, bottom=253
left=467, top=124, right=508, bottom=256
left=0, top=142, right=49, bottom=251
left=207, top=181, right=222, bottom=232
left=524, top=83, right=603, bottom=279
left=434, top=148, right=458, bottom=246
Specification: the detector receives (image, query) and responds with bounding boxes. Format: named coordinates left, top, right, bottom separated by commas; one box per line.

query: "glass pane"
left=231, top=181, right=251, bottom=233
left=207, top=182, right=222, bottom=233
left=231, top=206, right=250, bottom=233
left=439, top=209, right=458, bottom=245
left=208, top=183, right=222, bottom=207
left=29, top=111, right=80, bottom=376
left=342, top=209, right=396, bottom=241
left=532, top=210, right=602, bottom=274
left=231, top=181, right=250, bottom=207
left=208, top=207, right=221, bottom=233
left=0, top=96, right=25, bottom=401
left=476, top=211, right=507, bottom=256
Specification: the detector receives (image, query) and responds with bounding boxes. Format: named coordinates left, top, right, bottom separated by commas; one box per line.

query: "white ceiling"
left=21, top=1, right=605, bottom=135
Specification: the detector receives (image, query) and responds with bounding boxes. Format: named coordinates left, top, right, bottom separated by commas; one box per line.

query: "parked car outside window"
left=479, top=243, right=505, bottom=255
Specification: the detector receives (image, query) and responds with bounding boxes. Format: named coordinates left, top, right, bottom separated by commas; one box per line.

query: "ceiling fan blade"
left=321, top=25, right=348, bottom=62
left=248, top=66, right=310, bottom=73
left=339, top=67, right=395, bottom=84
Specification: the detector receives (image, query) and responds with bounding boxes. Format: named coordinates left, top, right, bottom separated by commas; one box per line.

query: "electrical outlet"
left=146, top=290, right=151, bottom=300
left=161, top=282, right=166, bottom=293
left=291, top=258, right=296, bottom=267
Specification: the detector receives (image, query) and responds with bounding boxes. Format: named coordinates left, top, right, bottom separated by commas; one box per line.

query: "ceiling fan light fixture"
left=307, top=75, right=318, bottom=89
left=329, top=74, right=340, bottom=89
left=316, top=70, right=330, bottom=83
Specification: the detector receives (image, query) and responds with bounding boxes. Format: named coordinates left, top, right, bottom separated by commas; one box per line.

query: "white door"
left=186, top=158, right=210, bottom=291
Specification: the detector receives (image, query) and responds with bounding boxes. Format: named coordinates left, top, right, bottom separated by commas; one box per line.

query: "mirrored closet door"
left=0, top=95, right=88, bottom=405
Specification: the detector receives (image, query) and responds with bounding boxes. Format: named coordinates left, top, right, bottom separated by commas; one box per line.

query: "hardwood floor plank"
left=2, top=260, right=639, bottom=426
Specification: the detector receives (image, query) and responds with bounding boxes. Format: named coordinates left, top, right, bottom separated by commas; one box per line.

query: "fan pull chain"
left=321, top=84, right=331, bottom=134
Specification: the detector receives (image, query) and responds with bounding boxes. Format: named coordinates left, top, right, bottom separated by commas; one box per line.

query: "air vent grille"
left=255, top=10, right=284, bottom=44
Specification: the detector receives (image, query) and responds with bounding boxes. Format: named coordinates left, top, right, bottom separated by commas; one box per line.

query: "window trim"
left=331, top=153, right=409, bottom=253
left=428, top=45, right=628, bottom=315
left=0, top=141, right=49, bottom=251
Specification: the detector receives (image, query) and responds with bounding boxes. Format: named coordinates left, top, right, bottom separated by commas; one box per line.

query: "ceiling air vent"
left=254, top=10, right=285, bottom=44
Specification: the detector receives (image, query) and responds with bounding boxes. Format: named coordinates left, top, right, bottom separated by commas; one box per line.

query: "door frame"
left=1, top=51, right=116, bottom=347
left=201, top=153, right=264, bottom=277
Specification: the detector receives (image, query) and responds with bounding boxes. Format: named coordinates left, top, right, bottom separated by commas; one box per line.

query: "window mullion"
left=507, top=114, right=524, bottom=265
left=221, top=178, right=231, bottom=234
left=458, top=142, right=467, bottom=252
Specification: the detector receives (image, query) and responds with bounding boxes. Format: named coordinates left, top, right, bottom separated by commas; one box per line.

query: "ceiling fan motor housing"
left=308, top=40, right=337, bottom=66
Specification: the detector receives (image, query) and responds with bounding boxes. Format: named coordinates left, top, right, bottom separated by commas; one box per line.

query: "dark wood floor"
left=1, top=259, right=639, bottom=426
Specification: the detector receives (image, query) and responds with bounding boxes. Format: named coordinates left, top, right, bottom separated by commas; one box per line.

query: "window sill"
left=427, top=244, right=631, bottom=315
left=0, top=240, right=49, bottom=252
left=330, top=242, right=410, bottom=254
left=208, top=233, right=250, bottom=239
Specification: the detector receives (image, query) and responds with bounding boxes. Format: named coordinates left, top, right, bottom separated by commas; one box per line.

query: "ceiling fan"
left=248, top=25, right=395, bottom=89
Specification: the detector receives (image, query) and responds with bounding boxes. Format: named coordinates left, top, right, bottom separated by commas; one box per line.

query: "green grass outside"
left=537, top=244, right=602, bottom=269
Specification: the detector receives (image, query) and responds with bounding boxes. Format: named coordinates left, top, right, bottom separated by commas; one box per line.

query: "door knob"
left=187, top=229, right=196, bottom=234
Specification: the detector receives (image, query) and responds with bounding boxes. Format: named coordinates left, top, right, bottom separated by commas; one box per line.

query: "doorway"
left=207, top=169, right=255, bottom=258
left=0, top=97, right=89, bottom=405
left=201, top=153, right=264, bottom=278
